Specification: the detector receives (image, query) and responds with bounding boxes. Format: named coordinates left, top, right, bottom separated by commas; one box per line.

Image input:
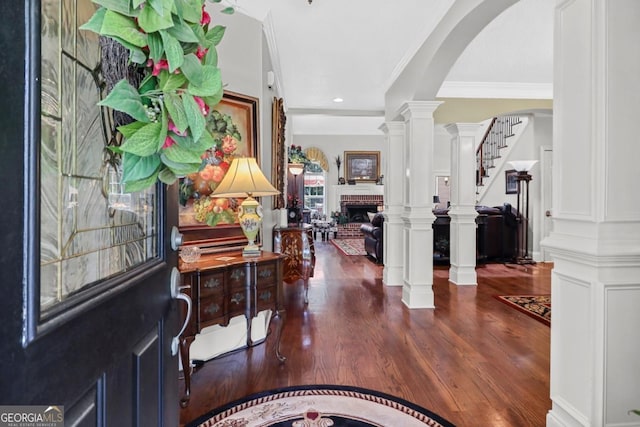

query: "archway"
left=385, top=0, right=519, bottom=118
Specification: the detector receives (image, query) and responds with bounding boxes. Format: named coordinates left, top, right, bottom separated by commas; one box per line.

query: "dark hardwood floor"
left=179, top=240, right=551, bottom=426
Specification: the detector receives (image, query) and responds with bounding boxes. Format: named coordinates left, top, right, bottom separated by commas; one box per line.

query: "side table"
left=273, top=224, right=316, bottom=303
left=177, top=251, right=286, bottom=407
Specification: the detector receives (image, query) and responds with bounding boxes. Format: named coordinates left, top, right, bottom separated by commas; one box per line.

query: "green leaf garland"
left=182, top=93, right=206, bottom=142
left=101, top=10, right=148, bottom=47
left=97, top=80, right=150, bottom=124
left=81, top=0, right=234, bottom=192
left=120, top=122, right=163, bottom=156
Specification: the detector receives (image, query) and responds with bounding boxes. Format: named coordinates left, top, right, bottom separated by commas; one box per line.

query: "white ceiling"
left=219, top=0, right=554, bottom=134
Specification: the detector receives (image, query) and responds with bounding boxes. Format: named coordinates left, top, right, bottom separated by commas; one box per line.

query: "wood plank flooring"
left=179, top=241, right=551, bottom=426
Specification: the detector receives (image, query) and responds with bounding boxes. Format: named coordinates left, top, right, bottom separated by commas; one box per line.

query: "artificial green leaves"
left=81, top=0, right=231, bottom=191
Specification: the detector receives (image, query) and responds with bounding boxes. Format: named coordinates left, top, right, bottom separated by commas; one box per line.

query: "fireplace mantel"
left=331, top=184, right=384, bottom=211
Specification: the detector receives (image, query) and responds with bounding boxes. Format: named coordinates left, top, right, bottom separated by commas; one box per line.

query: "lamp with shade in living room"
left=287, top=163, right=305, bottom=224
left=212, top=157, right=280, bottom=256
left=506, top=159, right=538, bottom=264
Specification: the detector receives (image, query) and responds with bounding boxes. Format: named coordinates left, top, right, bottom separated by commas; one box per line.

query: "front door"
left=0, top=2, right=179, bottom=425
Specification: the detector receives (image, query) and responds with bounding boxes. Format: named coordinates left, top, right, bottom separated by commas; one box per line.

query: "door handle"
left=170, top=267, right=192, bottom=356
left=545, top=210, right=552, bottom=217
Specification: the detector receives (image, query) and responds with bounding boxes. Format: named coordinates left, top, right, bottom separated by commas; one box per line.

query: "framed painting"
left=505, top=169, right=518, bottom=194
left=271, top=97, right=286, bottom=209
left=178, top=91, right=260, bottom=252
left=344, top=151, right=380, bottom=182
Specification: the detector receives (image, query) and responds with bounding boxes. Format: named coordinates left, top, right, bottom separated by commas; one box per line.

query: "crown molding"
left=263, top=13, right=286, bottom=101
left=437, top=81, right=553, bottom=99
left=287, top=108, right=384, bottom=117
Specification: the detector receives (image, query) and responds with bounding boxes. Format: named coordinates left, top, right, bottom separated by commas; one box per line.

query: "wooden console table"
left=273, top=225, right=316, bottom=303
left=177, top=251, right=285, bottom=407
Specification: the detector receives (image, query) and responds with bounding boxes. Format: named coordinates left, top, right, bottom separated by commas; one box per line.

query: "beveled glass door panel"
left=40, top=0, right=159, bottom=312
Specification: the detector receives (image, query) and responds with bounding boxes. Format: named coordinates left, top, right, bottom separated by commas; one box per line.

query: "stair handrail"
left=476, top=117, right=497, bottom=186
left=476, top=115, right=522, bottom=188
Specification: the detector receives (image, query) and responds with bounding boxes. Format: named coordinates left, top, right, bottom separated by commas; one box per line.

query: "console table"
left=177, top=251, right=285, bottom=407
left=273, top=225, right=316, bottom=303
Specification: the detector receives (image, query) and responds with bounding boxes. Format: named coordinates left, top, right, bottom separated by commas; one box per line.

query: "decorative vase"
left=238, top=196, right=263, bottom=256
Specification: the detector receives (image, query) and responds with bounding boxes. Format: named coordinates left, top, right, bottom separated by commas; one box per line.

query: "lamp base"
left=242, top=244, right=261, bottom=257
left=238, top=196, right=263, bottom=257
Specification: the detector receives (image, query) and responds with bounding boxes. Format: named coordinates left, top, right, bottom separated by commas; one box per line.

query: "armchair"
left=360, top=213, right=384, bottom=263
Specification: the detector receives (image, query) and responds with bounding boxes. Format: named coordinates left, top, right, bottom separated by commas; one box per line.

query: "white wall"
left=289, top=134, right=385, bottom=212
left=215, top=10, right=281, bottom=250
left=188, top=11, right=278, bottom=361
left=434, top=125, right=452, bottom=178
left=216, top=12, right=262, bottom=97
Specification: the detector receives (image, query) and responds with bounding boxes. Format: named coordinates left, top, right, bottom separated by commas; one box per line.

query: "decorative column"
left=399, top=101, right=442, bottom=308
left=379, top=121, right=405, bottom=287
left=445, top=124, right=480, bottom=286
left=543, top=1, right=640, bottom=426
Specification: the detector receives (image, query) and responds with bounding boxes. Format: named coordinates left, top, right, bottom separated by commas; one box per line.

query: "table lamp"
left=212, top=157, right=280, bottom=256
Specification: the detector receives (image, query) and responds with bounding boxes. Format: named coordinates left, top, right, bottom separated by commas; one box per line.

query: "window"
left=40, top=1, right=159, bottom=313
left=303, top=163, right=325, bottom=217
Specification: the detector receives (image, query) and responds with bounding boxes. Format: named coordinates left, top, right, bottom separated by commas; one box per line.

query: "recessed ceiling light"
left=333, top=97, right=343, bottom=103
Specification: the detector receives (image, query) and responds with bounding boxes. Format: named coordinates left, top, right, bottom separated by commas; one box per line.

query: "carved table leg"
left=303, top=278, right=309, bottom=304
left=273, top=308, right=287, bottom=362
left=179, top=335, right=195, bottom=407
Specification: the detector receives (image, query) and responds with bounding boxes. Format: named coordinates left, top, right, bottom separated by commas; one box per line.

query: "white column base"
left=543, top=223, right=640, bottom=427
left=401, top=208, right=435, bottom=309
left=448, top=208, right=478, bottom=286
left=383, top=207, right=404, bottom=287
left=401, top=283, right=434, bottom=309
left=449, top=265, right=477, bottom=286
left=383, top=265, right=403, bottom=287
left=545, top=399, right=590, bottom=427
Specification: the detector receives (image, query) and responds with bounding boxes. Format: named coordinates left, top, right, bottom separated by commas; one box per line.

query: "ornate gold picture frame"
left=178, top=91, right=260, bottom=251
left=344, top=151, right=380, bottom=182
left=271, top=97, right=286, bottom=209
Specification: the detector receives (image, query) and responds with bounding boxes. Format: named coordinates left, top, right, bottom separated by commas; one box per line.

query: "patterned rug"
left=331, top=238, right=366, bottom=256
left=186, top=384, right=456, bottom=427
left=495, top=294, right=551, bottom=326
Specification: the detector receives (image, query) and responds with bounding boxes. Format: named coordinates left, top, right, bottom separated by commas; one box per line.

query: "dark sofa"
left=360, top=213, right=384, bottom=263
left=359, top=204, right=517, bottom=265
left=433, top=203, right=518, bottom=263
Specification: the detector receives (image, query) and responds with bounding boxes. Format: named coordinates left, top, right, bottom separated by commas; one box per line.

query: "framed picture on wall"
left=178, top=91, right=260, bottom=251
left=505, top=169, right=518, bottom=194
left=344, top=151, right=380, bottom=182
left=271, top=97, right=286, bottom=209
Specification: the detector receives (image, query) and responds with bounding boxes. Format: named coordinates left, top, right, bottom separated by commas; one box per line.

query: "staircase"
left=476, top=115, right=523, bottom=197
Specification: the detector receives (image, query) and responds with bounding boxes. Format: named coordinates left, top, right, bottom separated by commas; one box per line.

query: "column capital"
left=379, top=121, right=405, bottom=135
left=445, top=123, right=482, bottom=137
left=398, top=101, right=443, bottom=120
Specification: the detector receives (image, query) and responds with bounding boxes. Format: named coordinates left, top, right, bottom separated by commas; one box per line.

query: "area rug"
left=331, top=238, right=366, bottom=256
left=186, top=384, right=455, bottom=427
left=495, top=294, right=551, bottom=326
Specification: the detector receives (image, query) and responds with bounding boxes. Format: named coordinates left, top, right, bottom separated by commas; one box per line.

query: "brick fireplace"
left=338, top=194, right=383, bottom=238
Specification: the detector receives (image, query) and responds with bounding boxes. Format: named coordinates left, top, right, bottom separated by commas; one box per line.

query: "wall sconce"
left=288, top=163, right=304, bottom=176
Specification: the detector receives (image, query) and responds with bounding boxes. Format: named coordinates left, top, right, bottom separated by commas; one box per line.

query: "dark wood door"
left=0, top=2, right=180, bottom=425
